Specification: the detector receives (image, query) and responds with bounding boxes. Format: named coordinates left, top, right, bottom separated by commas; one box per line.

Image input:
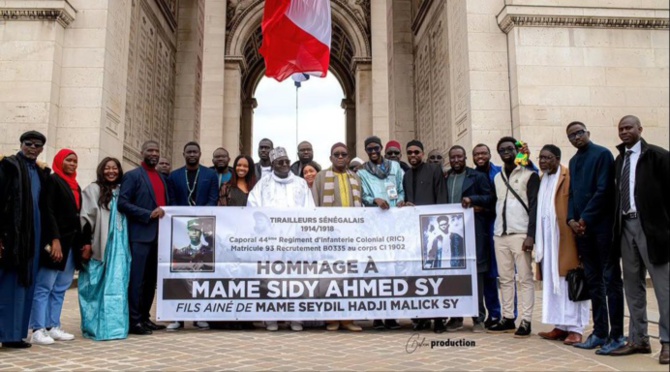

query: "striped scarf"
left=322, top=168, right=362, bottom=207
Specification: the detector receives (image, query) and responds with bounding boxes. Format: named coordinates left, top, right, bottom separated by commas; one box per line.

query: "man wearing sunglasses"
left=384, top=140, right=410, bottom=172
left=247, top=147, right=315, bottom=332
left=566, top=121, right=624, bottom=355
left=401, top=140, right=447, bottom=333
left=487, top=137, right=540, bottom=339
left=358, top=135, right=405, bottom=330
left=0, top=131, right=51, bottom=349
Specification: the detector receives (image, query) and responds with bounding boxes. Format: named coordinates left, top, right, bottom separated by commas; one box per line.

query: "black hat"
left=20, top=130, right=47, bottom=144
left=364, top=136, right=382, bottom=148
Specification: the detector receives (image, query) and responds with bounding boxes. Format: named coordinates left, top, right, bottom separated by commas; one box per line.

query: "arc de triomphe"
left=1, top=0, right=668, bottom=181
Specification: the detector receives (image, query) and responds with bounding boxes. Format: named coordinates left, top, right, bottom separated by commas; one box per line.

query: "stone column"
left=199, top=0, right=227, bottom=162
left=370, top=0, right=391, bottom=142
left=355, top=61, right=373, bottom=157
left=389, top=0, right=416, bottom=145
left=0, top=1, right=75, bottom=164
left=341, top=98, right=357, bottom=158
left=240, top=98, right=257, bottom=155
left=173, top=0, right=205, bottom=167
left=223, top=57, right=244, bottom=156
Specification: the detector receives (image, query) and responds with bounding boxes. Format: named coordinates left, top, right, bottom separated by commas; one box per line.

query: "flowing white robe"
left=247, top=172, right=315, bottom=208
left=536, top=167, right=589, bottom=332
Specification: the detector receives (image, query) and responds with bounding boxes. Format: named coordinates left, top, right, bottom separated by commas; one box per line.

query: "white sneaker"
left=290, top=322, right=303, bottom=332
left=166, top=321, right=183, bottom=331
left=31, top=329, right=55, bottom=345
left=266, top=321, right=278, bottom=332
left=48, top=327, right=75, bottom=341
left=194, top=321, right=210, bottom=330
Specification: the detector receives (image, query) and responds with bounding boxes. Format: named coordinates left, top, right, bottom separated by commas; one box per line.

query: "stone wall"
left=123, top=0, right=177, bottom=168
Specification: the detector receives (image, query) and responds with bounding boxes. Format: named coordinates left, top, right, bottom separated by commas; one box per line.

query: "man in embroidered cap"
left=311, top=142, right=364, bottom=332
left=0, top=131, right=51, bottom=349
left=384, top=140, right=410, bottom=172
left=247, top=146, right=314, bottom=332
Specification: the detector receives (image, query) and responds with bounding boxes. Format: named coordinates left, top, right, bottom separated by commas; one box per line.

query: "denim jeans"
left=576, top=232, right=624, bottom=339
left=30, top=251, right=76, bottom=330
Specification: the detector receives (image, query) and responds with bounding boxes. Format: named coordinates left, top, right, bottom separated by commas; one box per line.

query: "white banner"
left=156, top=205, right=477, bottom=321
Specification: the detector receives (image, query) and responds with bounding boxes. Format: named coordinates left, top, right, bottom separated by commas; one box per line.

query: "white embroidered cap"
left=269, top=147, right=288, bottom=162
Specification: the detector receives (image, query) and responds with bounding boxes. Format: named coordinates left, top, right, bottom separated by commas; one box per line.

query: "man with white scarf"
left=535, top=145, right=589, bottom=345
left=247, top=146, right=315, bottom=331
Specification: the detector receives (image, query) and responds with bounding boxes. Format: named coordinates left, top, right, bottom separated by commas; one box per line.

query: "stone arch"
left=224, top=0, right=372, bottom=155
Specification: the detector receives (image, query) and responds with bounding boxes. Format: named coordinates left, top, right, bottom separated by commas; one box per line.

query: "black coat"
left=41, top=174, right=83, bottom=271
left=613, top=139, right=669, bottom=265
left=0, top=154, right=50, bottom=286
left=403, top=162, right=447, bottom=205
left=447, top=168, right=495, bottom=273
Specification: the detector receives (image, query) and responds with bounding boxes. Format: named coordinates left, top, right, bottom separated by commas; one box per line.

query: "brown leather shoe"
left=610, top=341, right=652, bottom=356
left=563, top=332, right=582, bottom=345
left=660, top=343, right=669, bottom=365
left=538, top=328, right=569, bottom=341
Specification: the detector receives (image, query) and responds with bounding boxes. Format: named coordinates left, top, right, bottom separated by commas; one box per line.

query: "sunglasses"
left=407, top=150, right=422, bottom=156
left=275, top=159, right=290, bottom=166
left=567, top=129, right=586, bottom=141
left=498, top=147, right=516, bottom=155
left=23, top=141, right=44, bottom=148
left=429, top=155, right=443, bottom=160
left=386, top=151, right=400, bottom=156
left=332, top=152, right=348, bottom=158
left=365, top=146, right=381, bottom=154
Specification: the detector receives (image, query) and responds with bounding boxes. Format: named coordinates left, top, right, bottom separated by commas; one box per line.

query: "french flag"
left=259, top=0, right=331, bottom=82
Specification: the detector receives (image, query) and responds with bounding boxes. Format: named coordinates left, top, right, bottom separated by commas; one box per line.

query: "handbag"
left=566, top=266, right=590, bottom=302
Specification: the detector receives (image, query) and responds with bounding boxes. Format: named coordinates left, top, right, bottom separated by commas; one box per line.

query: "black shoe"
left=487, top=318, right=516, bottom=333
left=514, top=320, right=531, bottom=338
left=434, top=319, right=446, bottom=334
left=373, top=319, right=385, bottom=330
left=446, top=317, right=464, bottom=332
left=2, top=341, right=32, bottom=349
left=484, top=317, right=499, bottom=329
left=385, top=319, right=401, bottom=330
left=412, top=319, right=431, bottom=331
left=143, top=319, right=166, bottom=331
left=130, top=323, right=153, bottom=335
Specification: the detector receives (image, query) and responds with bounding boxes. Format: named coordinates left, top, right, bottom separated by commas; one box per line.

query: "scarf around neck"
left=271, top=171, right=295, bottom=184
left=364, top=159, right=392, bottom=179
left=322, top=167, right=362, bottom=207
left=52, top=148, right=80, bottom=209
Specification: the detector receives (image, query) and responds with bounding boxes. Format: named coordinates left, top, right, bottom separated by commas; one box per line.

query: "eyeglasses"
left=332, top=152, right=348, bottom=158
left=23, top=141, right=44, bottom=148
left=275, top=159, right=290, bottom=166
left=429, top=155, right=443, bottom=160
left=386, top=151, right=400, bottom=156
left=365, top=146, right=381, bottom=154
left=407, top=150, right=422, bottom=156
left=567, top=129, right=586, bottom=141
left=497, top=147, right=516, bottom=155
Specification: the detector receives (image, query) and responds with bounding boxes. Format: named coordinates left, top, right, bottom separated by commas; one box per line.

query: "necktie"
left=620, top=150, right=633, bottom=213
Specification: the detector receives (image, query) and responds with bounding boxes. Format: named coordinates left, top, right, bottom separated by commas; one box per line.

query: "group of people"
left=0, top=114, right=667, bottom=365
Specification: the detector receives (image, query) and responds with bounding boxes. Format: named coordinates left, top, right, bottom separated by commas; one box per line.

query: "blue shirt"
left=358, top=161, right=405, bottom=207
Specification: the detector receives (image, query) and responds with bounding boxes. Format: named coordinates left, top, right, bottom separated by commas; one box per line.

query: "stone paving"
left=0, top=289, right=665, bottom=371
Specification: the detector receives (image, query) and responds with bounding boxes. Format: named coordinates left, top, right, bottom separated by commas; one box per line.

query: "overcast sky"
left=252, top=73, right=346, bottom=167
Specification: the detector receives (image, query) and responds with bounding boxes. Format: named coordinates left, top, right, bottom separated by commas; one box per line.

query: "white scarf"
left=535, top=166, right=561, bottom=295
left=271, top=171, right=295, bottom=184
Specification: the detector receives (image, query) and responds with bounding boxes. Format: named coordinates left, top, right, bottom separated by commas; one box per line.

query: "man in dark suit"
left=609, top=115, right=669, bottom=364
left=118, top=140, right=169, bottom=335
left=168, top=141, right=219, bottom=207
left=402, top=139, right=447, bottom=333
left=566, top=121, right=624, bottom=354
left=445, top=145, right=494, bottom=334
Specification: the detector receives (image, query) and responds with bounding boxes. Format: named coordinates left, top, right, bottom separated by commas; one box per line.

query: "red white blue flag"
left=259, top=0, right=332, bottom=82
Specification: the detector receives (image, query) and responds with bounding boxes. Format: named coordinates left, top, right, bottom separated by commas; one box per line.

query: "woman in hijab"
left=30, top=149, right=82, bottom=345
left=78, top=157, right=131, bottom=340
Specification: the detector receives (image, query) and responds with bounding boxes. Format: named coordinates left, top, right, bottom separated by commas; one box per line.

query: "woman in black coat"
left=29, top=149, right=83, bottom=345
